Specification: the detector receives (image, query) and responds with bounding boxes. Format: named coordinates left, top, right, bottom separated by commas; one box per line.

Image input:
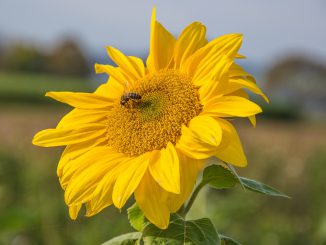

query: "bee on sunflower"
left=33, top=7, right=269, bottom=230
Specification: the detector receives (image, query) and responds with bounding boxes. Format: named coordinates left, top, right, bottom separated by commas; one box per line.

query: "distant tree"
left=1, top=44, right=46, bottom=72
left=266, top=55, right=326, bottom=96
left=46, top=39, right=90, bottom=77
left=266, top=55, right=326, bottom=118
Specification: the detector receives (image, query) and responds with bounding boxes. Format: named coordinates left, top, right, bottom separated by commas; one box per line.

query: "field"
left=0, top=72, right=95, bottom=105
left=1, top=72, right=326, bottom=244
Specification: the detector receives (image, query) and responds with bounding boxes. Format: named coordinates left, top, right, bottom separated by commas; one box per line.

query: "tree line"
left=0, top=39, right=90, bottom=77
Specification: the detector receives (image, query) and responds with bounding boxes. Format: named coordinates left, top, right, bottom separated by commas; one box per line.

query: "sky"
left=1, top=0, right=326, bottom=65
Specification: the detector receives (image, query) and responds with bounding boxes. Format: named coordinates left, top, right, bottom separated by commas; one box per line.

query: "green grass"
left=0, top=71, right=97, bottom=105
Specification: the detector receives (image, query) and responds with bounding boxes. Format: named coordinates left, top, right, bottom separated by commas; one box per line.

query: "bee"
left=120, top=81, right=142, bottom=106
left=120, top=92, right=142, bottom=106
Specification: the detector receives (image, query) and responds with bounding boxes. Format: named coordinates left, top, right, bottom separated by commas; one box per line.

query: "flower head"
left=33, top=7, right=268, bottom=229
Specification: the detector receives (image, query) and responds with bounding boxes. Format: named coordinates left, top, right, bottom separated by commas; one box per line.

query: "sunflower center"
left=106, top=70, right=202, bottom=156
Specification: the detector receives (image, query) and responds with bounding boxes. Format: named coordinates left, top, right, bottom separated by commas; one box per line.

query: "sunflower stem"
left=182, top=181, right=207, bottom=217
left=176, top=204, right=185, bottom=216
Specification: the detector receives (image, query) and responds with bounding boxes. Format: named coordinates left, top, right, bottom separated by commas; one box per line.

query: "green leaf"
left=142, top=214, right=220, bottom=245
left=203, top=165, right=238, bottom=189
left=219, top=234, right=242, bottom=245
left=239, top=177, right=290, bottom=198
left=203, top=162, right=289, bottom=198
left=128, top=203, right=146, bottom=231
left=102, top=232, right=141, bottom=245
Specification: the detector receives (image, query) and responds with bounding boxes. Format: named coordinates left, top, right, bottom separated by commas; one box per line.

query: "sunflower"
left=33, top=7, right=268, bottom=229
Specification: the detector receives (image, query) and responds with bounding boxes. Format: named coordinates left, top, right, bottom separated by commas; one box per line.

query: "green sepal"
left=102, top=232, right=141, bottom=245
left=141, top=214, right=220, bottom=245
left=127, top=203, right=146, bottom=231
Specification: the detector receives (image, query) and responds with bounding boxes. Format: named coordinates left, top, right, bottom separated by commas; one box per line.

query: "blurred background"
left=0, top=0, right=325, bottom=244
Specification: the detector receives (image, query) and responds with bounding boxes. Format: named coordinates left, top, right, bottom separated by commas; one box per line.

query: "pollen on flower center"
left=106, top=70, right=202, bottom=156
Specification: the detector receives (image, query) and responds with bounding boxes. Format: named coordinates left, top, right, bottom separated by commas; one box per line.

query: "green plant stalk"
left=182, top=181, right=207, bottom=217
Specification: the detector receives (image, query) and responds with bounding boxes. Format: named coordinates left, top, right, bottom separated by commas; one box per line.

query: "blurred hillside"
left=265, top=55, right=326, bottom=120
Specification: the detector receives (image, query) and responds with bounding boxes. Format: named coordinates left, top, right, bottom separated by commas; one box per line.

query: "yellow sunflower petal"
left=64, top=147, right=127, bottom=206
left=215, top=119, right=247, bottom=167
left=85, top=201, right=95, bottom=217
left=146, top=7, right=176, bottom=73
left=202, top=95, right=262, bottom=118
left=45, top=92, right=114, bottom=109
left=228, top=63, right=252, bottom=77
left=249, top=115, right=257, bottom=128
left=106, top=46, right=145, bottom=82
left=89, top=155, right=138, bottom=215
left=57, top=136, right=107, bottom=181
left=197, top=56, right=233, bottom=103
left=95, top=64, right=129, bottom=85
left=69, top=204, right=82, bottom=220
left=135, top=170, right=170, bottom=229
left=112, top=153, right=150, bottom=208
left=94, top=77, right=124, bottom=100
left=57, top=108, right=107, bottom=129
left=235, top=53, right=246, bottom=59
left=183, top=33, right=242, bottom=80
left=227, top=88, right=249, bottom=98
left=228, top=77, right=269, bottom=103
left=86, top=175, right=115, bottom=215
left=85, top=198, right=111, bottom=217
left=59, top=141, right=111, bottom=189
left=167, top=151, right=204, bottom=212
left=226, top=89, right=258, bottom=127
left=192, top=54, right=234, bottom=87
left=173, top=22, right=207, bottom=69
left=177, top=115, right=222, bottom=159
left=33, top=124, right=106, bottom=147
left=149, top=142, right=180, bottom=194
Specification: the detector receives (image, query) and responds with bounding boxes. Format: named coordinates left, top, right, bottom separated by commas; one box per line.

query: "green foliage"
left=102, top=232, right=141, bottom=245
left=141, top=214, right=220, bottom=245
left=127, top=204, right=146, bottom=232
